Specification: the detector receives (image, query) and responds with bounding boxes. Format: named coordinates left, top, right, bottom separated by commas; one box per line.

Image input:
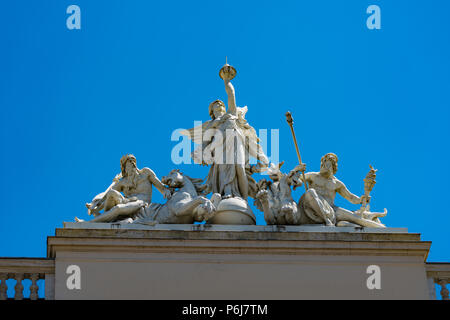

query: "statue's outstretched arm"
left=110, top=179, right=122, bottom=192
left=337, top=181, right=361, bottom=205
left=143, top=168, right=171, bottom=199
left=224, top=79, right=237, bottom=115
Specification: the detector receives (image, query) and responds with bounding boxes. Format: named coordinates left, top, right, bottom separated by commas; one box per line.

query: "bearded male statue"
left=78, top=154, right=171, bottom=223
left=296, top=153, right=375, bottom=227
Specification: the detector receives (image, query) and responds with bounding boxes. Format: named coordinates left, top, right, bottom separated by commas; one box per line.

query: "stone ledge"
left=55, top=228, right=420, bottom=242
left=0, top=258, right=55, bottom=274
left=63, top=221, right=409, bottom=233
left=48, top=223, right=429, bottom=260
left=426, top=262, right=450, bottom=280
left=58, top=222, right=417, bottom=242
left=47, top=236, right=431, bottom=258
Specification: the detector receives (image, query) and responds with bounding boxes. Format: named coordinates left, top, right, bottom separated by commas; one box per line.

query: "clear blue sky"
left=0, top=0, right=449, bottom=262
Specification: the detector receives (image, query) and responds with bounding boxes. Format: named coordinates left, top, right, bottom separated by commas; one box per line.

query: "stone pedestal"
left=47, top=223, right=432, bottom=299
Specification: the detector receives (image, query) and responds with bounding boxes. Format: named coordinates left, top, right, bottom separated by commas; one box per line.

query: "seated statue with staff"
left=285, top=112, right=387, bottom=228
left=293, top=153, right=387, bottom=227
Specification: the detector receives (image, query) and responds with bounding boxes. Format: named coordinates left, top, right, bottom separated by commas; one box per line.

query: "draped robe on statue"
left=181, top=107, right=268, bottom=200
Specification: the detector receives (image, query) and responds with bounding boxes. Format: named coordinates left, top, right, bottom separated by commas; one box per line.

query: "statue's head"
left=208, top=100, right=226, bottom=120
left=267, top=161, right=284, bottom=181
left=120, top=154, right=137, bottom=177
left=162, top=169, right=184, bottom=188
left=320, top=153, right=338, bottom=175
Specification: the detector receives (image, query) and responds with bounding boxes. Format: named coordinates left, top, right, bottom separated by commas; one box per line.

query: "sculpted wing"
left=180, top=120, right=215, bottom=144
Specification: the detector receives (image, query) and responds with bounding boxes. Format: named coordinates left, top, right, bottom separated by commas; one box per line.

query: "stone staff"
left=285, top=111, right=308, bottom=191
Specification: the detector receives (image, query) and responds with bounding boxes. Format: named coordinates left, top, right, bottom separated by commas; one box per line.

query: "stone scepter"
left=352, top=164, right=387, bottom=225
left=354, top=164, right=387, bottom=222
left=361, top=165, right=377, bottom=209
left=285, top=111, right=308, bottom=191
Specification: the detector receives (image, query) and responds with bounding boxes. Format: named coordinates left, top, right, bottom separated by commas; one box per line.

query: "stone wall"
left=47, top=223, right=432, bottom=299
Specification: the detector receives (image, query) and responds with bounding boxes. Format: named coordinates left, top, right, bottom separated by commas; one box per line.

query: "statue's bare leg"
left=302, top=189, right=336, bottom=226
left=361, top=208, right=387, bottom=223
left=89, top=200, right=146, bottom=223
left=103, top=189, right=125, bottom=211
left=86, top=190, right=145, bottom=223
left=334, top=207, right=385, bottom=228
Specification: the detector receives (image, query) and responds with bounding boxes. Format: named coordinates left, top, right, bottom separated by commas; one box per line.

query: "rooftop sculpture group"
left=78, top=62, right=387, bottom=228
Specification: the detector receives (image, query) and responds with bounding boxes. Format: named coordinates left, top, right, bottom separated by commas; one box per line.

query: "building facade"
left=1, top=223, right=449, bottom=300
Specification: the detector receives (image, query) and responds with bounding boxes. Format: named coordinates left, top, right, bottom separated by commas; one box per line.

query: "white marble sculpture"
left=132, top=169, right=217, bottom=225
left=296, top=153, right=387, bottom=228
left=346, top=165, right=387, bottom=226
left=255, top=162, right=305, bottom=225
left=180, top=62, right=269, bottom=224
left=79, top=154, right=171, bottom=223
left=77, top=63, right=390, bottom=229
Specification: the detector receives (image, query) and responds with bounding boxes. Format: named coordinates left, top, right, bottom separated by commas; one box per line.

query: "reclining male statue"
left=295, top=153, right=386, bottom=228
left=79, top=154, right=171, bottom=223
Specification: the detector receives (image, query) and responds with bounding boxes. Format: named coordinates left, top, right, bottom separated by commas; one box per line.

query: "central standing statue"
left=181, top=62, right=269, bottom=224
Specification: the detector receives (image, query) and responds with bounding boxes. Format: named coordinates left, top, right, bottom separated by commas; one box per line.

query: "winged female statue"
left=180, top=63, right=269, bottom=202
